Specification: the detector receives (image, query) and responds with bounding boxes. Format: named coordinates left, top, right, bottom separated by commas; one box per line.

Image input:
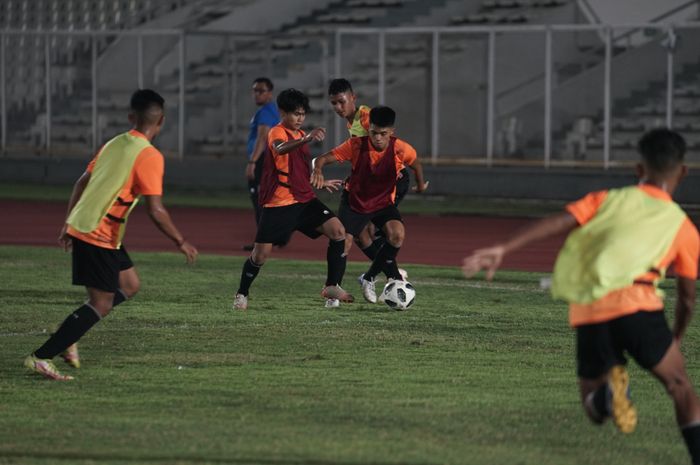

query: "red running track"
left=0, top=199, right=566, bottom=272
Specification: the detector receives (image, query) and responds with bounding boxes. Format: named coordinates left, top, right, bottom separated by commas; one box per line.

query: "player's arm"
left=462, top=212, right=578, bottom=281
left=673, top=277, right=696, bottom=342
left=273, top=127, right=326, bottom=155
left=310, top=152, right=338, bottom=189
left=407, top=158, right=428, bottom=193
left=58, top=170, right=91, bottom=250
left=144, top=195, right=198, bottom=264
left=245, top=124, right=271, bottom=180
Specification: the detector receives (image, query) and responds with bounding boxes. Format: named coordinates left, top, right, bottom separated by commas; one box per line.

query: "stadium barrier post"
left=603, top=25, right=611, bottom=170
left=44, top=32, right=52, bottom=156
left=178, top=31, right=185, bottom=161
left=665, top=26, right=675, bottom=129
left=544, top=27, right=552, bottom=169
left=334, top=29, right=342, bottom=146
left=91, top=34, right=98, bottom=153
left=1, top=32, right=6, bottom=155
left=486, top=30, right=495, bottom=167
left=378, top=30, right=385, bottom=105
left=431, top=30, right=439, bottom=165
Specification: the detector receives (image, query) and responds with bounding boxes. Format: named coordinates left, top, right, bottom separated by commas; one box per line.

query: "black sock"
left=682, top=424, right=700, bottom=465
left=34, top=304, right=101, bottom=359
left=360, top=242, right=379, bottom=261
left=326, top=239, right=346, bottom=286
left=366, top=243, right=402, bottom=281
left=113, top=288, right=128, bottom=307
left=237, top=257, right=262, bottom=296
left=591, top=383, right=611, bottom=418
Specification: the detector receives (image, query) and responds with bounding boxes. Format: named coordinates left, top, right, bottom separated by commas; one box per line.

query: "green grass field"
left=1, top=245, right=698, bottom=465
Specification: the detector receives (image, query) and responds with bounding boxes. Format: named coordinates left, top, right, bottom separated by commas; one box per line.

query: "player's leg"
left=58, top=249, right=139, bottom=369
left=650, top=341, right=700, bottom=464
left=25, top=286, right=110, bottom=381
left=316, top=217, right=353, bottom=304
left=234, top=242, right=273, bottom=310
left=364, top=217, right=405, bottom=282
left=113, top=245, right=138, bottom=306
left=575, top=319, right=637, bottom=433
left=356, top=223, right=378, bottom=259
left=234, top=204, right=295, bottom=309
left=296, top=199, right=353, bottom=305
left=25, top=238, right=122, bottom=380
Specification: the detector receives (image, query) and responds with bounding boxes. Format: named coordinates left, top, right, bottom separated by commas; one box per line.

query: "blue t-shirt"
left=247, top=101, right=280, bottom=159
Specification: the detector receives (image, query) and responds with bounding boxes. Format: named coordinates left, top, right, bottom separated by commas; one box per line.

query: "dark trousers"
left=248, top=157, right=265, bottom=224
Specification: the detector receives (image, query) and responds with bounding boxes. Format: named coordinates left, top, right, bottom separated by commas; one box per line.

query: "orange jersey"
left=265, top=124, right=306, bottom=207
left=332, top=136, right=416, bottom=176
left=67, top=130, right=164, bottom=249
left=565, top=184, right=699, bottom=326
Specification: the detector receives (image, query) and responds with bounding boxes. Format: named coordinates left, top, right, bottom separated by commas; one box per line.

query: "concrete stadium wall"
left=3, top=156, right=699, bottom=204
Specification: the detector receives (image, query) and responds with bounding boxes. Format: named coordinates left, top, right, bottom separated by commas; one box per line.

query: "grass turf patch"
left=0, top=245, right=696, bottom=465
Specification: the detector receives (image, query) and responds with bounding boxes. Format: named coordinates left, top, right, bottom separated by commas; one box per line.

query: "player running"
left=233, top=88, right=352, bottom=310
left=462, top=128, right=700, bottom=464
left=311, top=105, right=428, bottom=303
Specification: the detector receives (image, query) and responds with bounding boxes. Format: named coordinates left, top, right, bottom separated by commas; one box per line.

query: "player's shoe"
left=321, top=285, right=354, bottom=303
left=398, top=268, right=408, bottom=280
left=325, top=298, right=340, bottom=308
left=233, top=293, right=248, bottom=310
left=60, top=343, right=80, bottom=368
left=24, top=354, right=74, bottom=381
left=360, top=277, right=377, bottom=303
left=608, top=365, right=637, bottom=434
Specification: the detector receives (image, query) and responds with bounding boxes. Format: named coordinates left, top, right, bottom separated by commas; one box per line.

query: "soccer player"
left=24, top=89, right=198, bottom=381
left=233, top=88, right=352, bottom=310
left=462, top=129, right=700, bottom=464
left=327, top=79, right=416, bottom=277
left=242, top=77, right=280, bottom=251
left=311, top=106, right=428, bottom=304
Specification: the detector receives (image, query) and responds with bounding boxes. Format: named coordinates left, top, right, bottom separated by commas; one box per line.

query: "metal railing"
left=335, top=21, right=700, bottom=169
left=1, top=20, right=699, bottom=168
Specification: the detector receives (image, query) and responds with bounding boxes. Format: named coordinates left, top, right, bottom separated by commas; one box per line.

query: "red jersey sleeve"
left=565, top=190, right=609, bottom=226
left=132, top=146, right=164, bottom=196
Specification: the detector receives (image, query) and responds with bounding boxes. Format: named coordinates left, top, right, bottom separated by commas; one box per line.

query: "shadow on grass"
left=0, top=451, right=435, bottom=465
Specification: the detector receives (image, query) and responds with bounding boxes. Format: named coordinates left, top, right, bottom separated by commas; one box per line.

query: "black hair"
left=276, top=88, right=310, bottom=113
left=130, top=89, right=164, bottom=125
left=328, top=78, right=353, bottom=96
left=637, top=128, right=686, bottom=173
left=369, top=106, right=396, bottom=127
left=253, top=77, right=274, bottom=91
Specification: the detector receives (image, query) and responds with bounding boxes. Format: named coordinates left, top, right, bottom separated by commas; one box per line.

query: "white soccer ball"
left=382, top=280, right=416, bottom=311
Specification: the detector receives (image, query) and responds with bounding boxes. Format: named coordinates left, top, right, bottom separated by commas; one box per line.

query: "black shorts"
left=71, top=236, right=134, bottom=293
left=576, top=310, right=672, bottom=379
left=395, top=168, right=410, bottom=206
left=338, top=193, right=403, bottom=237
left=255, top=198, right=336, bottom=244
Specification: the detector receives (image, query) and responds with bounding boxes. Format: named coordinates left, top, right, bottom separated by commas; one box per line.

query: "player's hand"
left=462, top=245, right=506, bottom=281
left=412, top=180, right=429, bottom=193
left=322, top=179, right=343, bottom=193
left=306, top=127, right=326, bottom=143
left=245, top=162, right=256, bottom=180
left=178, top=240, right=198, bottom=264
left=310, top=169, right=325, bottom=190
left=58, top=224, right=72, bottom=252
